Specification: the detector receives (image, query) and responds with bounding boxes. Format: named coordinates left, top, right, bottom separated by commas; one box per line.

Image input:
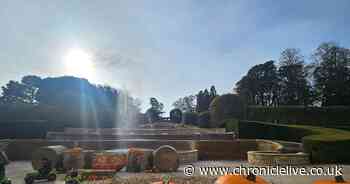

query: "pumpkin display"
left=92, top=153, right=127, bottom=171
left=215, top=174, right=269, bottom=184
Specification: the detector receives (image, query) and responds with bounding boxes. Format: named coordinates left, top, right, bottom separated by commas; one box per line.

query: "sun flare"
left=64, top=48, right=96, bottom=80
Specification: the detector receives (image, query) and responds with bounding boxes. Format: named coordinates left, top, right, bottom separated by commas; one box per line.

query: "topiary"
left=182, top=112, right=198, bottom=125
left=197, top=111, right=211, bottom=128
left=170, top=109, right=182, bottom=123
left=209, top=94, right=245, bottom=127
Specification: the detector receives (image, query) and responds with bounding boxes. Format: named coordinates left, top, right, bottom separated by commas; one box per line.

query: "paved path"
left=5, top=161, right=350, bottom=184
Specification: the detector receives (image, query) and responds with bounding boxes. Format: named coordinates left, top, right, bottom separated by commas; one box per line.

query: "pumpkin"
left=152, top=176, right=176, bottom=184
left=313, top=176, right=349, bottom=184
left=92, top=154, right=127, bottom=171
left=215, top=174, right=269, bottom=184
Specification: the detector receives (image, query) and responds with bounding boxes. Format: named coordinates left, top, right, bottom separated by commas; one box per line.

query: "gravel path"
left=5, top=161, right=350, bottom=184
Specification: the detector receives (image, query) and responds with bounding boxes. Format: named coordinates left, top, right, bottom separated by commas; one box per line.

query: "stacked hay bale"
left=92, top=149, right=128, bottom=171
left=126, top=148, right=153, bottom=172
left=63, top=146, right=84, bottom=170
left=31, top=145, right=66, bottom=170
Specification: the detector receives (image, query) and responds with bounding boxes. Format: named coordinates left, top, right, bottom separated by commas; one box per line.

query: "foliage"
left=235, top=43, right=350, bottom=107
left=146, top=97, right=164, bottom=123
left=0, top=80, right=38, bottom=104
left=278, top=48, right=314, bottom=106
left=312, top=42, right=350, bottom=106
left=0, top=76, right=141, bottom=128
left=209, top=94, right=245, bottom=127
left=234, top=120, right=350, bottom=163
left=182, top=112, right=198, bottom=125
left=196, top=85, right=218, bottom=113
left=172, top=95, right=196, bottom=112
left=197, top=111, right=211, bottom=128
left=222, top=118, right=239, bottom=133
left=236, top=61, right=280, bottom=106
left=246, top=106, right=350, bottom=128
left=169, top=108, right=182, bottom=123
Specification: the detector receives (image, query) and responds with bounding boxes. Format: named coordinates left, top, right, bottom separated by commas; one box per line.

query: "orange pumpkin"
left=151, top=176, right=176, bottom=184
left=313, top=176, right=349, bottom=184
left=215, top=174, right=269, bottom=184
left=313, top=180, right=350, bottom=184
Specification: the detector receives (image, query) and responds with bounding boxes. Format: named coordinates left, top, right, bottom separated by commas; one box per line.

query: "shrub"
left=235, top=120, right=350, bottom=163
left=246, top=106, right=350, bottom=128
left=209, top=94, right=245, bottom=127
left=182, top=112, right=198, bottom=125
left=222, top=118, right=239, bottom=133
left=169, top=108, right=182, bottom=123
left=197, top=111, right=211, bottom=128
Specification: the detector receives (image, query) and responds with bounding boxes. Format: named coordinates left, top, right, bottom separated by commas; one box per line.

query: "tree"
left=209, top=85, right=218, bottom=102
left=0, top=80, right=37, bottom=104
left=196, top=85, right=218, bottom=113
left=172, top=95, right=196, bottom=112
left=146, top=97, right=164, bottom=123
left=312, top=42, right=350, bottom=106
left=278, top=48, right=313, bottom=106
left=0, top=75, right=141, bottom=127
left=236, top=61, right=280, bottom=106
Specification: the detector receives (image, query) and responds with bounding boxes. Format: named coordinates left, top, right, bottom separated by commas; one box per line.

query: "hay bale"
left=153, top=145, right=179, bottom=172
left=63, top=147, right=84, bottom=170
left=126, top=148, right=153, bottom=172
left=83, top=150, right=96, bottom=169
left=31, top=145, right=66, bottom=170
left=92, top=150, right=128, bottom=171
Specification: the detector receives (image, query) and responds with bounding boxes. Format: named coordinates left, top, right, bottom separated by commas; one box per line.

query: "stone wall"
left=194, top=139, right=282, bottom=161
left=5, top=139, right=283, bottom=162
left=5, top=139, right=196, bottom=160
left=46, top=132, right=234, bottom=141
left=63, top=128, right=226, bottom=135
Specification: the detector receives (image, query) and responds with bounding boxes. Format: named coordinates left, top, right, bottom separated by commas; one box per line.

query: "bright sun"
left=64, top=48, right=95, bottom=80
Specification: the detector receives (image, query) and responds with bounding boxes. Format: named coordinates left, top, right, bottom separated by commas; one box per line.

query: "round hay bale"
left=63, top=147, right=84, bottom=170
left=126, top=148, right=153, bottom=172
left=31, top=145, right=66, bottom=170
left=153, top=145, right=179, bottom=172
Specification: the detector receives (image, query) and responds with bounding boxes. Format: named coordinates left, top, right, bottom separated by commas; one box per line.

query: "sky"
left=0, top=0, right=349, bottom=112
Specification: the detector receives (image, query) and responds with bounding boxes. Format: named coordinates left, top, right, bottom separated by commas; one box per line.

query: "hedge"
left=225, top=119, right=350, bottom=163
left=197, top=111, right=211, bottom=128
left=246, top=106, right=350, bottom=129
left=0, top=120, right=66, bottom=139
left=209, top=94, right=245, bottom=127
left=182, top=112, right=198, bottom=125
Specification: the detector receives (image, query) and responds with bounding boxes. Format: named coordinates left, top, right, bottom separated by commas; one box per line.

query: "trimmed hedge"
left=0, top=120, right=66, bottom=139
left=170, top=108, right=182, bottom=123
left=197, top=111, right=211, bottom=128
left=209, top=94, right=245, bottom=127
left=246, top=106, right=350, bottom=129
left=182, top=112, right=198, bottom=125
left=225, top=119, right=350, bottom=163
left=223, top=118, right=239, bottom=133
